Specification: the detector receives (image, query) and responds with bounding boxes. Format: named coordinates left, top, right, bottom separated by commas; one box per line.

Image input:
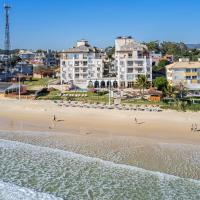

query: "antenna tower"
left=4, top=3, right=11, bottom=72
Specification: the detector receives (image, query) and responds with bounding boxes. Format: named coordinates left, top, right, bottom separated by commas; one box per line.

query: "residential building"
left=13, top=62, right=33, bottom=76
left=150, top=51, right=162, bottom=66
left=30, top=52, right=45, bottom=66
left=166, top=60, right=200, bottom=96
left=0, top=54, right=9, bottom=62
left=44, top=49, right=59, bottom=67
left=60, top=40, right=104, bottom=89
left=18, top=50, right=35, bottom=61
left=115, top=36, right=152, bottom=88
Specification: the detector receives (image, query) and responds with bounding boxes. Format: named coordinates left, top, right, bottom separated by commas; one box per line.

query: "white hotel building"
left=60, top=40, right=104, bottom=89
left=60, top=37, right=152, bottom=89
left=115, top=36, right=152, bottom=88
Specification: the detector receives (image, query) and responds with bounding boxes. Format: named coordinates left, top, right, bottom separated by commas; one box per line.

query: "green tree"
left=158, top=59, right=170, bottom=68
left=175, top=82, right=188, bottom=99
left=164, top=83, right=175, bottom=98
left=160, top=41, right=188, bottom=55
left=144, top=41, right=160, bottom=53
left=153, top=77, right=168, bottom=91
left=11, top=55, right=22, bottom=67
left=136, top=75, right=149, bottom=97
left=105, top=46, right=115, bottom=60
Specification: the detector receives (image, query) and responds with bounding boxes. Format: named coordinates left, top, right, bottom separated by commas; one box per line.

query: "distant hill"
left=187, top=44, right=200, bottom=49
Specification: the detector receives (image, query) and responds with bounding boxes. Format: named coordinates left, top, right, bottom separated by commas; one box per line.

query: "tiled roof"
left=166, top=62, right=200, bottom=69
left=65, top=45, right=97, bottom=53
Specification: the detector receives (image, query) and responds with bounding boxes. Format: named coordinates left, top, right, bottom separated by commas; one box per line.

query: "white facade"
left=60, top=40, right=104, bottom=89
left=115, top=37, right=152, bottom=88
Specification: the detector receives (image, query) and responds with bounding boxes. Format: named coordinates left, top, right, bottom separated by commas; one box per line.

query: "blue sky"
left=0, top=0, right=199, bottom=50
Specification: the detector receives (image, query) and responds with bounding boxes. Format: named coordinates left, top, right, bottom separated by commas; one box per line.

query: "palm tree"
left=175, top=82, right=187, bottom=99
left=164, top=83, right=175, bottom=98
left=136, top=75, right=149, bottom=98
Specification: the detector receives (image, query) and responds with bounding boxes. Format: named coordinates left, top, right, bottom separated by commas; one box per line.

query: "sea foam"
left=0, top=180, right=62, bottom=200
left=0, top=139, right=200, bottom=200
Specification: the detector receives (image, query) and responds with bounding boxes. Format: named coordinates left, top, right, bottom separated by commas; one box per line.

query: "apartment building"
left=115, top=36, right=152, bottom=88
left=60, top=40, right=104, bottom=88
left=166, top=59, right=200, bottom=92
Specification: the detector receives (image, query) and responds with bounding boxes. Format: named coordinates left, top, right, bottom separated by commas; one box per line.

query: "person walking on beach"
left=134, top=117, right=138, bottom=124
left=53, top=115, right=57, bottom=122
left=49, top=115, right=57, bottom=129
left=191, top=124, right=194, bottom=132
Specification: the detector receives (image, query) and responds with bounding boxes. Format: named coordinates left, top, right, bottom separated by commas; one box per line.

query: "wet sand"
left=0, top=99, right=200, bottom=179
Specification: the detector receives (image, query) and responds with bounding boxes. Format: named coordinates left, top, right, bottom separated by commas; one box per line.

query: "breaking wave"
left=0, top=139, right=200, bottom=199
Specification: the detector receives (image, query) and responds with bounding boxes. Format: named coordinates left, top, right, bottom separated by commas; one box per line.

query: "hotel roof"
left=166, top=62, right=200, bottom=69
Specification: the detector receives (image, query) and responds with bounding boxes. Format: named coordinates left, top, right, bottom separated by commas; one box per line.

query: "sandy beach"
left=0, top=99, right=200, bottom=180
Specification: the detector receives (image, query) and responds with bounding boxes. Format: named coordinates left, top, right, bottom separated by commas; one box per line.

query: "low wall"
left=4, top=94, right=35, bottom=100
left=48, top=84, right=69, bottom=91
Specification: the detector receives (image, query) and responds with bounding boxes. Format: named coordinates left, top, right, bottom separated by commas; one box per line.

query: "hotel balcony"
left=185, top=72, right=198, bottom=76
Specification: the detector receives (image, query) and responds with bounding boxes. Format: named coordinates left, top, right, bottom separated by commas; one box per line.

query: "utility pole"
left=109, top=81, right=111, bottom=106
left=18, top=73, right=21, bottom=101
left=4, top=3, right=11, bottom=73
left=18, top=64, right=22, bottom=101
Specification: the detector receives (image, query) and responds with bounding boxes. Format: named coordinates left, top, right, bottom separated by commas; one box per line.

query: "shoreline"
left=0, top=99, right=200, bottom=143
left=1, top=99, right=200, bottom=179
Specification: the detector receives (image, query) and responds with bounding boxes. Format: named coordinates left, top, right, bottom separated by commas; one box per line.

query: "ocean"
left=0, top=139, right=199, bottom=200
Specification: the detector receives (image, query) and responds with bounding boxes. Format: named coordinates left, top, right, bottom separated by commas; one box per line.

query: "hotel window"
left=120, top=61, right=124, bottom=66
left=83, top=74, right=87, bottom=79
left=138, top=68, right=143, bottom=73
left=97, top=67, right=101, bottom=72
left=137, top=61, right=143, bottom=66
left=147, top=67, right=151, bottom=72
left=75, top=68, right=79, bottom=72
left=74, top=54, right=79, bottom=59
left=186, top=69, right=191, bottom=72
left=75, top=74, right=79, bottom=78
left=147, top=74, right=151, bottom=78
left=127, top=68, right=133, bottom=73
left=83, top=68, right=87, bottom=73
left=68, top=54, right=74, bottom=59
left=192, top=76, right=197, bottom=79
left=68, top=74, right=72, bottom=79
left=127, top=82, right=134, bottom=88
left=127, top=61, right=133, bottom=66
left=137, top=51, right=143, bottom=58
left=68, top=61, right=73, bottom=66
left=83, top=61, right=87, bottom=66
left=75, top=61, right=79, bottom=66
left=192, top=68, right=197, bottom=72
left=128, top=53, right=132, bottom=58
left=83, top=54, right=88, bottom=59
left=127, top=74, right=134, bottom=81
left=120, top=75, right=124, bottom=79
left=186, top=76, right=191, bottom=80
